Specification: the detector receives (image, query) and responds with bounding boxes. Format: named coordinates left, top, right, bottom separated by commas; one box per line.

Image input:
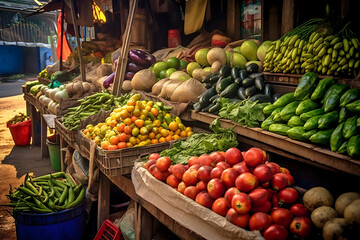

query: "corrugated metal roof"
left=0, top=0, right=50, bottom=12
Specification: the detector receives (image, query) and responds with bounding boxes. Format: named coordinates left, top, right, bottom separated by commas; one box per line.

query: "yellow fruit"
left=129, top=136, right=137, bottom=145
left=140, top=127, right=148, bottom=135
left=178, top=123, right=185, bottom=131
left=153, top=120, right=161, bottom=127
left=173, top=135, right=180, bottom=140
left=160, top=129, right=169, bottom=137
left=132, top=127, right=139, bottom=136
left=139, top=135, right=148, bottom=141
left=133, top=108, right=141, bottom=117
left=126, top=105, right=135, bottom=113
left=187, top=131, right=194, bottom=137
left=169, top=122, right=179, bottom=131
left=185, top=127, right=192, bottom=132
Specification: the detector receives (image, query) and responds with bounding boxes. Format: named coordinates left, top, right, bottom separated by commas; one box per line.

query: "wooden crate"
left=38, top=76, right=51, bottom=85
left=55, top=117, right=78, bottom=145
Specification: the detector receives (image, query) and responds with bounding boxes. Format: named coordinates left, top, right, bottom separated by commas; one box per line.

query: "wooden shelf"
left=191, top=110, right=360, bottom=176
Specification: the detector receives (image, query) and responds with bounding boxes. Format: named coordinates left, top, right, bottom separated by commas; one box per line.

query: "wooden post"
left=69, top=0, right=86, bottom=82
left=40, top=110, right=49, bottom=158
left=97, top=171, right=111, bottom=230
left=60, top=2, right=65, bottom=71
left=113, top=0, right=139, bottom=96
left=281, top=0, right=295, bottom=36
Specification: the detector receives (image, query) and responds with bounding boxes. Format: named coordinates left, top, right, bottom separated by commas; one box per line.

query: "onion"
left=45, top=88, right=52, bottom=98
left=54, top=89, right=69, bottom=102
left=50, top=88, right=59, bottom=101
left=40, top=85, right=48, bottom=94
left=42, top=96, right=51, bottom=106
left=39, top=95, right=46, bottom=104
left=58, top=84, right=65, bottom=90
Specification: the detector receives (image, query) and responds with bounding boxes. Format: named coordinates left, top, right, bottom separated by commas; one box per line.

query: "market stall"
left=14, top=0, right=360, bottom=239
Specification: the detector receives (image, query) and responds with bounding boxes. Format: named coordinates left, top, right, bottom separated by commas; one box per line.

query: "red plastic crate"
left=94, top=219, right=123, bottom=240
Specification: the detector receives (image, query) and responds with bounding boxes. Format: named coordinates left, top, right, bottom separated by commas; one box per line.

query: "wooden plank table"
left=191, top=110, right=360, bottom=176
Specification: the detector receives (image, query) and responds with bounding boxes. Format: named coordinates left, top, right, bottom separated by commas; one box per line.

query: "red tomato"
left=148, top=153, right=160, bottom=161
left=270, top=208, right=293, bottom=228
left=212, top=197, right=229, bottom=217
left=249, top=212, right=272, bottom=231
left=263, top=224, right=288, bottom=240
left=207, top=178, right=226, bottom=199
left=226, top=208, right=250, bottom=228
left=278, top=187, right=298, bottom=204
left=225, top=148, right=242, bottom=165
left=290, top=203, right=308, bottom=217
left=156, top=156, right=171, bottom=171
left=289, top=216, right=311, bottom=238
left=209, top=151, right=225, bottom=164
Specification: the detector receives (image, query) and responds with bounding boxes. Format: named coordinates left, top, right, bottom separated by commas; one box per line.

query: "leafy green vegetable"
left=160, top=119, right=238, bottom=164
left=218, top=98, right=270, bottom=127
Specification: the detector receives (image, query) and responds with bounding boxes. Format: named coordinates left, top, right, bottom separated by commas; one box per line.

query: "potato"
left=322, top=218, right=350, bottom=240
left=311, top=206, right=337, bottom=228
left=335, top=192, right=360, bottom=216
left=303, top=187, right=333, bottom=212
left=344, top=199, right=360, bottom=225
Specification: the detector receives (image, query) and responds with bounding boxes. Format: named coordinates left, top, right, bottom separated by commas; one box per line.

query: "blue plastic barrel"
left=14, top=200, right=86, bottom=240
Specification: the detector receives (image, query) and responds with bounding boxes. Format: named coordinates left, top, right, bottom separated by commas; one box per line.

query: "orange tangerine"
left=110, top=120, right=118, bottom=128
left=131, top=115, right=138, bottom=123
left=145, top=106, right=151, bottom=112
left=117, top=142, right=127, bottom=149
left=117, top=123, right=125, bottom=132
left=124, top=126, right=132, bottom=134
left=110, top=136, right=119, bottom=145
left=169, top=122, right=179, bottom=132
left=135, top=119, right=144, bottom=128
left=150, top=108, right=159, bottom=117
left=140, top=127, right=148, bottom=135
left=126, top=142, right=133, bottom=148
left=127, top=98, right=137, bottom=106
left=83, top=129, right=89, bottom=135
left=101, top=141, right=109, bottom=150
left=165, top=135, right=173, bottom=142
left=175, top=129, right=181, bottom=135
left=123, top=118, right=132, bottom=126
left=118, top=133, right=129, bottom=142
left=160, top=129, right=169, bottom=137
left=136, top=138, right=141, bottom=144
left=148, top=132, right=155, bottom=139
left=187, top=131, right=194, bottom=137
left=173, top=135, right=180, bottom=140
left=169, top=131, right=174, bottom=136
left=151, top=139, right=158, bottom=144
left=108, top=144, right=118, bottom=150
left=180, top=131, right=187, bottom=138
left=158, top=137, right=166, bottom=143
left=153, top=120, right=161, bottom=127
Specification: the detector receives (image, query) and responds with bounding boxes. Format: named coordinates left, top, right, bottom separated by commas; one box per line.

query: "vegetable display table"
left=191, top=110, right=360, bottom=177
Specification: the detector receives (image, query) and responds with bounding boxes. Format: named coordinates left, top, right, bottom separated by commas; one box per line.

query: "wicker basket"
left=55, top=117, right=78, bottom=145
left=96, top=141, right=174, bottom=176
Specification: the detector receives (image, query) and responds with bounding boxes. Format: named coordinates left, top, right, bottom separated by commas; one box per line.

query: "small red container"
left=7, top=119, right=32, bottom=146
left=168, top=29, right=181, bottom=48
left=94, top=219, right=123, bottom=240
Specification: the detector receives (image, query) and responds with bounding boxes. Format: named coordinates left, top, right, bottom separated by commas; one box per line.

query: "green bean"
left=33, top=196, right=51, bottom=211
left=53, top=187, right=61, bottom=198
left=42, top=190, right=49, bottom=204
left=68, top=186, right=75, bottom=203
left=14, top=206, right=31, bottom=212
left=25, top=181, right=38, bottom=195
left=64, top=174, right=75, bottom=188
left=48, top=179, right=55, bottom=198
left=59, top=186, right=68, bottom=205
left=17, top=186, right=37, bottom=197
left=53, top=179, right=67, bottom=189
left=37, top=186, right=43, bottom=196
left=66, top=187, right=85, bottom=208
left=32, top=172, right=66, bottom=181
left=47, top=198, right=55, bottom=210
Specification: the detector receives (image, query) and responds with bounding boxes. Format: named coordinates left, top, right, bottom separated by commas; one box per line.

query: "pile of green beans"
left=63, top=92, right=134, bottom=130
left=4, top=172, right=85, bottom=213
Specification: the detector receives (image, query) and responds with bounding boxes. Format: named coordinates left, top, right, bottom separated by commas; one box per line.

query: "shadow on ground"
left=2, top=145, right=54, bottom=178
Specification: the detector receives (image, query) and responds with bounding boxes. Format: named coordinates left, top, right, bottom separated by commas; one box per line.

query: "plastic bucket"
left=14, top=200, right=86, bottom=240
left=6, top=119, right=32, bottom=146
left=168, top=29, right=181, bottom=48
left=46, top=140, right=61, bottom=171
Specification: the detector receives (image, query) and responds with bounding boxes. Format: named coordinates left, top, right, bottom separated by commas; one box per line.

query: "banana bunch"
left=264, top=33, right=360, bottom=77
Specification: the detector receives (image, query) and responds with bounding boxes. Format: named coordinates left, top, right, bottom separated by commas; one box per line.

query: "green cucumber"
left=216, top=76, right=233, bottom=93
left=273, top=112, right=283, bottom=122
left=271, top=107, right=284, bottom=117
left=304, top=115, right=323, bottom=131
left=339, top=88, right=360, bottom=107
left=347, top=135, right=360, bottom=158
left=317, top=111, right=339, bottom=129
left=296, top=99, right=319, bottom=115
left=272, top=93, right=282, bottom=103
left=288, top=116, right=305, bottom=127
left=337, top=141, right=348, bottom=154
left=287, top=126, right=307, bottom=141
left=323, top=84, right=349, bottom=112
left=330, top=123, right=345, bottom=152
left=311, top=77, right=335, bottom=101
left=219, top=65, right=231, bottom=77
left=193, top=102, right=202, bottom=111
left=339, top=107, right=348, bottom=123
left=269, top=123, right=291, bottom=136
left=261, top=115, right=275, bottom=131
left=300, top=108, right=325, bottom=121
left=309, top=128, right=335, bottom=145
left=208, top=103, right=222, bottom=114
left=198, top=88, right=217, bottom=108
left=343, top=116, right=358, bottom=139
left=201, top=103, right=215, bottom=112
left=294, top=72, right=318, bottom=100
left=280, top=101, right=301, bottom=122
left=263, top=104, right=277, bottom=115
left=346, top=99, right=360, bottom=112
left=273, top=92, right=296, bottom=108
left=219, top=83, right=238, bottom=98
left=302, top=129, right=317, bottom=140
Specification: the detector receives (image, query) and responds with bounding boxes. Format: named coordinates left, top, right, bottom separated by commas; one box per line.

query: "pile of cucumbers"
left=193, top=63, right=280, bottom=114
left=261, top=71, right=360, bottom=158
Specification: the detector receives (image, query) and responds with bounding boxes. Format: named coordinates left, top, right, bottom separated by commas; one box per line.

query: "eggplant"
left=127, top=61, right=146, bottom=72
left=103, top=72, right=115, bottom=89
left=129, top=49, right=156, bottom=67
left=125, top=71, right=135, bottom=80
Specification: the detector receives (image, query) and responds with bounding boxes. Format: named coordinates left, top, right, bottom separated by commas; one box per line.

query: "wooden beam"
left=69, top=0, right=86, bottom=82
left=226, top=0, right=236, bottom=39
left=97, top=171, right=111, bottom=230
left=113, top=0, right=139, bottom=96
left=281, top=0, right=295, bottom=35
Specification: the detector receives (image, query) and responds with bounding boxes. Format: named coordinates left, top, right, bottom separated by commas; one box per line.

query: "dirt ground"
left=0, top=95, right=27, bottom=239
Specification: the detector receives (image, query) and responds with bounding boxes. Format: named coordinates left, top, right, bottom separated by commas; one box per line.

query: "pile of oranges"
left=82, top=94, right=194, bottom=150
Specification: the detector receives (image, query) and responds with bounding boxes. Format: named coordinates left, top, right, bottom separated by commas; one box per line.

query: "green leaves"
left=218, top=98, right=270, bottom=127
